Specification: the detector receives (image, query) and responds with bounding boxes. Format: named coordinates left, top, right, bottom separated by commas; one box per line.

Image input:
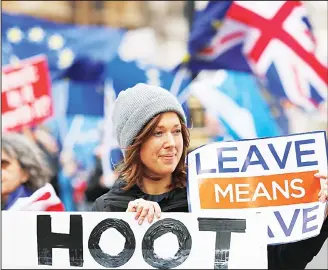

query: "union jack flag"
left=186, top=1, right=328, bottom=112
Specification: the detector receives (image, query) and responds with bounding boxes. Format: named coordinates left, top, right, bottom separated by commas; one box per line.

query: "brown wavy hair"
left=116, top=112, right=190, bottom=191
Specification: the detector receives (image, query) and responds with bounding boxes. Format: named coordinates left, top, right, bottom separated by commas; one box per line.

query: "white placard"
left=187, top=131, right=328, bottom=244
left=2, top=211, right=267, bottom=269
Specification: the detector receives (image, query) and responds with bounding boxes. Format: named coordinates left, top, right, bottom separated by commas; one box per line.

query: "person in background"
left=1, top=132, right=64, bottom=211
left=85, top=145, right=109, bottom=205
left=184, top=0, right=195, bottom=33
left=85, top=141, right=124, bottom=206
left=92, top=83, right=328, bottom=269
left=57, top=148, right=78, bottom=211
left=22, top=126, right=61, bottom=197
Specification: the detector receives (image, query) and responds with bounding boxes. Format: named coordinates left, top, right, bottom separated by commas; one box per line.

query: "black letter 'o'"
left=142, top=218, right=192, bottom=269
left=88, top=218, right=135, bottom=268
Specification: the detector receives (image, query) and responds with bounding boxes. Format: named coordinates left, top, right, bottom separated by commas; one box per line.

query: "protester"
left=1, top=132, right=64, bottom=211
left=92, top=83, right=190, bottom=215
left=92, top=83, right=327, bottom=269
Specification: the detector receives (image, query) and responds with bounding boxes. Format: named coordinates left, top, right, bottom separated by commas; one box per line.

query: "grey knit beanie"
left=113, top=83, right=187, bottom=151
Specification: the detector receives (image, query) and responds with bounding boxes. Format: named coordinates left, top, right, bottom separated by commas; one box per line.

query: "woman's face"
left=1, top=150, right=28, bottom=197
left=140, top=112, right=184, bottom=178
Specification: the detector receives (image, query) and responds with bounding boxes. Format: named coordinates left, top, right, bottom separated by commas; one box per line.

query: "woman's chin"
left=159, top=166, right=178, bottom=176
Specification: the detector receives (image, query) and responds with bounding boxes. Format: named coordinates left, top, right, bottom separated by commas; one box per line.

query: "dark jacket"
left=268, top=220, right=328, bottom=269
left=92, top=179, right=328, bottom=269
left=92, top=179, right=189, bottom=212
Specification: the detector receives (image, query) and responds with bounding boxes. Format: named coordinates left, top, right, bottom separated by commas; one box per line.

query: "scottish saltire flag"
left=2, top=12, right=125, bottom=81
left=188, top=69, right=283, bottom=140
left=185, top=1, right=328, bottom=112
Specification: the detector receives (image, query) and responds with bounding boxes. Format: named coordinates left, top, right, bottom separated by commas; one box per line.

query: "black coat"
left=92, top=179, right=189, bottom=212
left=268, top=224, right=328, bottom=269
left=92, top=179, right=328, bottom=269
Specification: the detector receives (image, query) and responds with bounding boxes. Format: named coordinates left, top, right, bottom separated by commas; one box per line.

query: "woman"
left=2, top=132, right=64, bottom=211
left=92, top=83, right=328, bottom=268
left=92, top=83, right=190, bottom=221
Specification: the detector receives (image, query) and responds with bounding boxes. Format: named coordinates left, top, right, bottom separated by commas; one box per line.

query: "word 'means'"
left=214, top=177, right=304, bottom=203
left=199, top=170, right=319, bottom=209
left=196, top=139, right=317, bottom=175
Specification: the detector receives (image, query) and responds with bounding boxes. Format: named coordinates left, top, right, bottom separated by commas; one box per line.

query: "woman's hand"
left=126, top=198, right=161, bottom=225
left=315, top=172, right=328, bottom=203
left=315, top=172, right=328, bottom=219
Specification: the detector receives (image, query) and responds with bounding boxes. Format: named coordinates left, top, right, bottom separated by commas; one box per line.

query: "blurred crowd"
left=2, top=124, right=111, bottom=211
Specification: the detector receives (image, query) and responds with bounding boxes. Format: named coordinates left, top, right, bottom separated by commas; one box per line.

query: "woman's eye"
left=174, top=129, right=182, bottom=135
left=153, top=131, right=163, bottom=137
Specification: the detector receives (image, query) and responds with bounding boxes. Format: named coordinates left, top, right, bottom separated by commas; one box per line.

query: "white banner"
left=2, top=211, right=267, bottom=269
left=187, top=131, right=328, bottom=244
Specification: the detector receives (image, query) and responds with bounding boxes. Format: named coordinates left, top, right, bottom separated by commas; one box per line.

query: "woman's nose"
left=164, top=133, right=175, bottom=148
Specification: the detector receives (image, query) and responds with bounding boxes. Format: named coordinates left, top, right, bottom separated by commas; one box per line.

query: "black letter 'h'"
left=37, top=215, right=84, bottom=267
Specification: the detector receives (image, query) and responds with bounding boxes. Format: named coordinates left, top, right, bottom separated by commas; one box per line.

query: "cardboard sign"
left=2, top=211, right=267, bottom=269
left=1, top=55, right=53, bottom=132
left=187, top=131, right=328, bottom=244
